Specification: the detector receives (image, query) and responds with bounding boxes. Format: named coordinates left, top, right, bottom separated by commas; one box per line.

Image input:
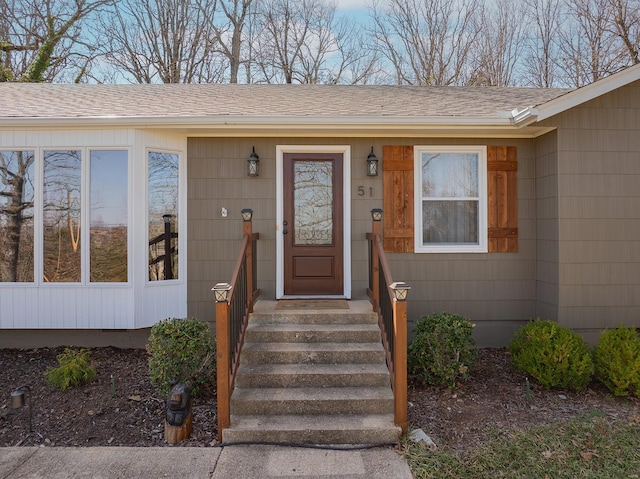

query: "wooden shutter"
left=383, top=145, right=414, bottom=252
left=487, top=146, right=518, bottom=252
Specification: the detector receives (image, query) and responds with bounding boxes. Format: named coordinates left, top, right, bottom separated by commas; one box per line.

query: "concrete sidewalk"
left=0, top=444, right=413, bottom=479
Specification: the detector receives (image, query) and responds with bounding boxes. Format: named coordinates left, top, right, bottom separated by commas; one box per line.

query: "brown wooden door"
left=283, top=153, right=343, bottom=295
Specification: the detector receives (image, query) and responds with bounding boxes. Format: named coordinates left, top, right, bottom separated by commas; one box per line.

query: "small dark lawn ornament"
left=164, top=382, right=193, bottom=444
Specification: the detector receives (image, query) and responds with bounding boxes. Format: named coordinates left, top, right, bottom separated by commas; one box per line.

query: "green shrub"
left=45, top=348, right=96, bottom=391
left=408, top=312, right=477, bottom=388
left=509, top=319, right=593, bottom=391
left=147, top=317, right=216, bottom=396
left=593, top=326, right=640, bottom=397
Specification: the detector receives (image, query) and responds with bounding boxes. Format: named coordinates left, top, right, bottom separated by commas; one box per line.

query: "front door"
left=283, top=152, right=343, bottom=295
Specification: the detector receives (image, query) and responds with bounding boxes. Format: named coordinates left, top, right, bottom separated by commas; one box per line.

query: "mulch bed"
left=1, top=347, right=638, bottom=453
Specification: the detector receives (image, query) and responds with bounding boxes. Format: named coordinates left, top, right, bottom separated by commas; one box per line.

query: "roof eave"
left=536, top=64, right=640, bottom=121
left=0, top=114, right=556, bottom=138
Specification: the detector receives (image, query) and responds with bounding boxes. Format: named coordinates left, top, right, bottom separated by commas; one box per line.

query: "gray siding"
left=539, top=80, right=640, bottom=333
left=188, top=137, right=538, bottom=346
left=535, top=130, right=559, bottom=321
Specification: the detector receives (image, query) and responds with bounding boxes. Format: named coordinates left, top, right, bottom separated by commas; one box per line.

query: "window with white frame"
left=148, top=151, right=179, bottom=281
left=42, top=149, right=129, bottom=283
left=414, top=146, right=487, bottom=253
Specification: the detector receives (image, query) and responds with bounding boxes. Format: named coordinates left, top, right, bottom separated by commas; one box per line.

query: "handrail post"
left=241, top=209, right=254, bottom=314
left=213, top=282, right=232, bottom=443
left=390, top=281, right=410, bottom=434
left=371, top=209, right=383, bottom=312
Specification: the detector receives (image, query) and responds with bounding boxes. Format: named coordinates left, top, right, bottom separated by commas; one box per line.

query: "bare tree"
left=0, top=0, right=112, bottom=82
left=469, top=0, right=527, bottom=86
left=98, top=0, right=222, bottom=83
left=201, top=0, right=254, bottom=83
left=370, top=0, right=482, bottom=85
left=522, top=0, right=564, bottom=87
left=607, top=0, right=640, bottom=65
left=559, top=0, right=626, bottom=86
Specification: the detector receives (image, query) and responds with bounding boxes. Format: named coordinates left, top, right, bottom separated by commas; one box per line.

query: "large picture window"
left=148, top=151, right=179, bottom=281
left=414, top=146, right=487, bottom=253
left=0, top=150, right=35, bottom=282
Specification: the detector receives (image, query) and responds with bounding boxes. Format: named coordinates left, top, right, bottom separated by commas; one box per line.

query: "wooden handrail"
left=367, top=213, right=408, bottom=433
left=214, top=212, right=260, bottom=442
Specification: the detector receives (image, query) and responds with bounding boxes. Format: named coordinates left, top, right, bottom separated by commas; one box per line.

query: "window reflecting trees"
left=148, top=151, right=179, bottom=281
left=0, top=151, right=35, bottom=282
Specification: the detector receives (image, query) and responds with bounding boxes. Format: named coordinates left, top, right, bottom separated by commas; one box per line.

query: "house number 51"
left=357, top=186, right=373, bottom=197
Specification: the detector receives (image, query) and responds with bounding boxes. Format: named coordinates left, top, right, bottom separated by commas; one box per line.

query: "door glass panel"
left=293, top=160, right=333, bottom=245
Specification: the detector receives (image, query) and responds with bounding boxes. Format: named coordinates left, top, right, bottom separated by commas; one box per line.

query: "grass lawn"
left=404, top=415, right=640, bottom=479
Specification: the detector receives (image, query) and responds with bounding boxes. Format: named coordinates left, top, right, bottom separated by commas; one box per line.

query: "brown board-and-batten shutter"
left=487, top=146, right=518, bottom=252
left=382, top=145, right=414, bottom=252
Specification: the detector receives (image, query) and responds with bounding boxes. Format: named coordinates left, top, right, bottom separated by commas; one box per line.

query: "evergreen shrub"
left=408, top=312, right=477, bottom=388
left=593, top=325, right=640, bottom=397
left=509, top=319, right=593, bottom=391
left=147, top=317, right=216, bottom=396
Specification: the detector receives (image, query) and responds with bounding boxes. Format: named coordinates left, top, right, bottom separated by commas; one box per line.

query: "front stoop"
left=223, top=300, right=402, bottom=445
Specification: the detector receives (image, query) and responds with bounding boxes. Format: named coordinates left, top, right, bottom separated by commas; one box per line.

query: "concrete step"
left=239, top=342, right=386, bottom=365
left=244, top=323, right=382, bottom=343
left=230, top=387, right=395, bottom=416
left=224, top=414, right=401, bottom=445
left=235, top=363, right=391, bottom=388
left=249, top=311, right=378, bottom=325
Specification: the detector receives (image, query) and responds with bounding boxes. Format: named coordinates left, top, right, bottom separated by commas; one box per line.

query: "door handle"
left=283, top=229, right=288, bottom=234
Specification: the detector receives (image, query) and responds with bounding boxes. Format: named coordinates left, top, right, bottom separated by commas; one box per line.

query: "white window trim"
left=414, top=145, right=487, bottom=253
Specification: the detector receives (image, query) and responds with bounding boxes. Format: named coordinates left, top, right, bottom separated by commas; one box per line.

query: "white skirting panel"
left=136, top=283, right=188, bottom=329
left=0, top=283, right=186, bottom=329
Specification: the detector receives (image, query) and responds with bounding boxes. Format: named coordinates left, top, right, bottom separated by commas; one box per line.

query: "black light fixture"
left=10, top=385, right=32, bottom=432
left=248, top=147, right=260, bottom=177
left=371, top=208, right=383, bottom=222
left=241, top=208, right=253, bottom=222
left=366, top=146, right=378, bottom=176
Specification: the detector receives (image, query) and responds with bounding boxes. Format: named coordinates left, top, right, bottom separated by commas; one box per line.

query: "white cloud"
left=333, top=0, right=372, bottom=10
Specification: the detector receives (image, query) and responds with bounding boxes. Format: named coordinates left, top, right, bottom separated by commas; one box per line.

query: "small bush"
left=593, top=326, right=640, bottom=397
left=408, top=312, right=477, bottom=388
left=147, top=317, right=216, bottom=396
left=45, top=348, right=96, bottom=391
left=509, top=319, right=593, bottom=391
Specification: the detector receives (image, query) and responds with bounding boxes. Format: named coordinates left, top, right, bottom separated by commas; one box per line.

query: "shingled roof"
left=0, top=83, right=570, bottom=120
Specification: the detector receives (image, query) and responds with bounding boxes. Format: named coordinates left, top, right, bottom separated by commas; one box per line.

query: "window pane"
left=293, top=160, right=333, bottom=245
left=148, top=152, right=179, bottom=281
left=90, top=151, right=128, bottom=282
left=422, top=201, right=478, bottom=244
left=0, top=151, right=35, bottom=282
left=43, top=150, right=82, bottom=282
left=421, top=152, right=478, bottom=197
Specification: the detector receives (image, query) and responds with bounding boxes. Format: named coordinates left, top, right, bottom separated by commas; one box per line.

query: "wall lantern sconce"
left=371, top=208, right=383, bottom=222
left=389, top=282, right=411, bottom=301
left=11, top=385, right=32, bottom=432
left=366, top=147, right=378, bottom=176
left=241, top=208, right=253, bottom=222
left=212, top=282, right=232, bottom=302
left=248, top=147, right=260, bottom=177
